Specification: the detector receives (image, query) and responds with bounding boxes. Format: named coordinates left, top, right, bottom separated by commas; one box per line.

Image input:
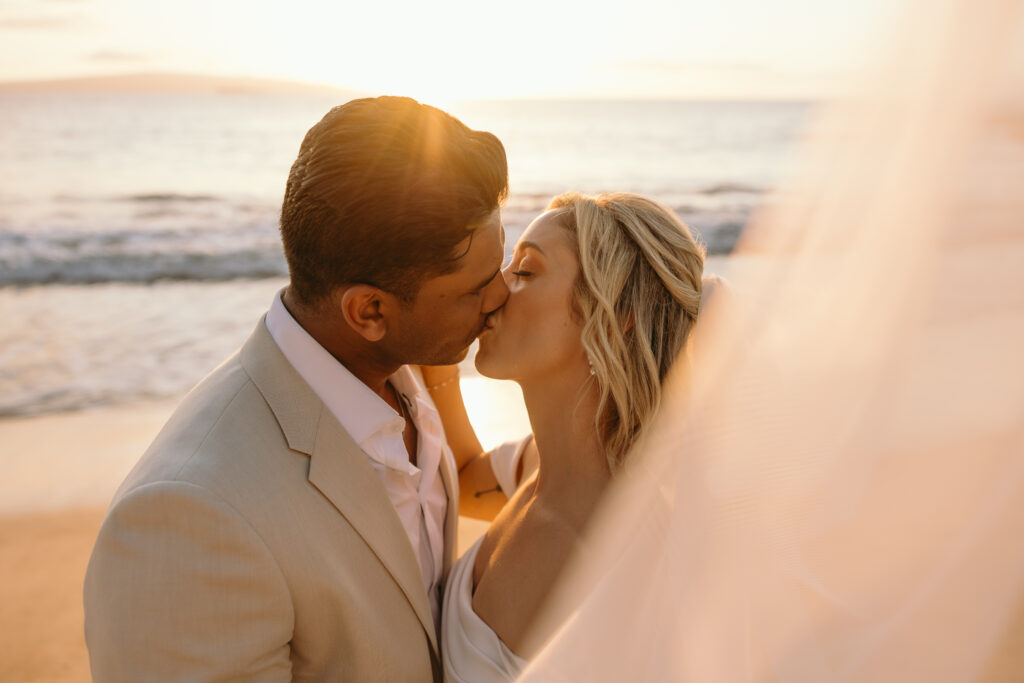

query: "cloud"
left=86, top=50, right=149, bottom=63
left=0, top=14, right=89, bottom=30
left=616, top=60, right=777, bottom=75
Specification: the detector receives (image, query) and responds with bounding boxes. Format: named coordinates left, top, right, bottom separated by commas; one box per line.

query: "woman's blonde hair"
left=548, top=192, right=705, bottom=470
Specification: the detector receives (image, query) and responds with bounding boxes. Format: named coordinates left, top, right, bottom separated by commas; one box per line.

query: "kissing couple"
left=84, top=95, right=706, bottom=682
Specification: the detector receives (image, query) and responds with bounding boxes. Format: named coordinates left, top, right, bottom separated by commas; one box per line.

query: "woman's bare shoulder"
left=469, top=485, right=583, bottom=658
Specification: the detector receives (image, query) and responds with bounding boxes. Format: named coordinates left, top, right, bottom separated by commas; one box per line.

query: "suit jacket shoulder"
left=85, top=318, right=440, bottom=682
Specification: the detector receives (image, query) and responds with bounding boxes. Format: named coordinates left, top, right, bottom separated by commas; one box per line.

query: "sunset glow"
left=0, top=0, right=895, bottom=99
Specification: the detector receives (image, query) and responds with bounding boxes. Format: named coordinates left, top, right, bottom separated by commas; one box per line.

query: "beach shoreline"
left=0, top=400, right=180, bottom=516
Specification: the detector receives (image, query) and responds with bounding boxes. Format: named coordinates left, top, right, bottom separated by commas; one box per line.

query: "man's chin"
left=448, top=346, right=471, bottom=364
left=423, top=344, right=470, bottom=367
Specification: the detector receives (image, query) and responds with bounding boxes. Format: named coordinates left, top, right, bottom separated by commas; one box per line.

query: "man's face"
left=387, top=209, right=509, bottom=365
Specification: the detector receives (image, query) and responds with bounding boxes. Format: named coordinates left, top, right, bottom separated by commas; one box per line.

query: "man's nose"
left=482, top=269, right=510, bottom=315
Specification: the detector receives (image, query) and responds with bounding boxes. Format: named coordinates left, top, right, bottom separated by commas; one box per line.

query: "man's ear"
left=338, top=285, right=391, bottom=342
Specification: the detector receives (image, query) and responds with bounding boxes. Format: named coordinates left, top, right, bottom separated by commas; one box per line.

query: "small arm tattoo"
left=473, top=485, right=502, bottom=498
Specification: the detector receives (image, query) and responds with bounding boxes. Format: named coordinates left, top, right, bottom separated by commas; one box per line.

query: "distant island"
left=0, top=72, right=366, bottom=96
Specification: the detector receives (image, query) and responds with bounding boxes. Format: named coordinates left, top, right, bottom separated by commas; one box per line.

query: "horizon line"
left=0, top=71, right=820, bottom=103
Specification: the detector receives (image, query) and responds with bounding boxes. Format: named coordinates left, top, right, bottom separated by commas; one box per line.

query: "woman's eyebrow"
left=516, top=240, right=545, bottom=256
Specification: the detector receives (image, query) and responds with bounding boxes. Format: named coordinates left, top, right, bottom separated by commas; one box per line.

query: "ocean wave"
left=0, top=189, right=751, bottom=286
left=0, top=249, right=289, bottom=286
left=0, top=223, right=287, bottom=285
left=697, top=183, right=765, bottom=195
left=0, top=220, right=746, bottom=287
left=119, top=193, right=220, bottom=203
left=505, top=186, right=764, bottom=208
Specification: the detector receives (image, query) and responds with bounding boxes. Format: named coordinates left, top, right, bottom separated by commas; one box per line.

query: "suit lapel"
left=240, top=317, right=439, bottom=656
left=438, top=441, right=459, bottom=575
left=306, top=408, right=438, bottom=654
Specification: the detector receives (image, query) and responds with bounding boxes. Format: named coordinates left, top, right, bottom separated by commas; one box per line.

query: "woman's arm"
left=420, top=364, right=483, bottom=472
left=421, top=365, right=536, bottom=521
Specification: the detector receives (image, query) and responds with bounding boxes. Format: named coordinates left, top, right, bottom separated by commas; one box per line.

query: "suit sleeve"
left=84, top=481, right=294, bottom=682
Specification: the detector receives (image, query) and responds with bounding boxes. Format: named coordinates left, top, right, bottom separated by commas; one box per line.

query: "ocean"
left=0, top=94, right=812, bottom=417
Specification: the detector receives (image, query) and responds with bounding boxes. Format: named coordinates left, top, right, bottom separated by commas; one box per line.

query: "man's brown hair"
left=280, top=96, right=509, bottom=304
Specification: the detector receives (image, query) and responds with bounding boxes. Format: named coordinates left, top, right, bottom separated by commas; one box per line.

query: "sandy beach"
left=0, top=378, right=524, bottom=681
left=0, top=506, right=105, bottom=682
left=0, top=400, right=168, bottom=681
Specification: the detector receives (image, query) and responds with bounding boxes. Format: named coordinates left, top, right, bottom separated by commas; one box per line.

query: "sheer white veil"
left=518, top=0, right=1024, bottom=680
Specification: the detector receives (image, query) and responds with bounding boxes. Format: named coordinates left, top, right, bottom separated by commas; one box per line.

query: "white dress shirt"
left=265, top=290, right=449, bottom=631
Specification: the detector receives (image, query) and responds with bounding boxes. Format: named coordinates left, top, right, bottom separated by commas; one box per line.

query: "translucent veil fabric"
left=518, top=0, right=1024, bottom=680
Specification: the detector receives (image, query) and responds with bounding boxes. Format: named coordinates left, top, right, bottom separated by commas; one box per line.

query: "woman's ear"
left=338, top=285, right=389, bottom=342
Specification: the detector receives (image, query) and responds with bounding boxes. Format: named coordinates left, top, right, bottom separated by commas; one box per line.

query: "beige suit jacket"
left=84, top=317, right=459, bottom=681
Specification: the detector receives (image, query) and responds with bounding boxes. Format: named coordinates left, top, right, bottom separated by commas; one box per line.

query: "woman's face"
left=475, top=210, right=588, bottom=383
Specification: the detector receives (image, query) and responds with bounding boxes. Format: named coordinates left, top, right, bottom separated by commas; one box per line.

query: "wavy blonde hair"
left=548, top=192, right=705, bottom=470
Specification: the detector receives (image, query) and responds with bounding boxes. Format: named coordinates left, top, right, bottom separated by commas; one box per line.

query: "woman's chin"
left=474, top=347, right=510, bottom=381
left=474, top=350, right=497, bottom=378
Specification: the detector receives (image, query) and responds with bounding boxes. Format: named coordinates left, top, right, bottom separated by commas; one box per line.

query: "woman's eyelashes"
left=509, top=255, right=537, bottom=279
left=505, top=259, right=531, bottom=279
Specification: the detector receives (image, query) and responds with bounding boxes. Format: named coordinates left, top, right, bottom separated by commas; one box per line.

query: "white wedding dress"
left=441, top=437, right=534, bottom=682
left=440, top=537, right=528, bottom=683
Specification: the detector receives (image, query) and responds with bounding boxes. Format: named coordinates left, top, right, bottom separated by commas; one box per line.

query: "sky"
left=0, top=0, right=898, bottom=100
